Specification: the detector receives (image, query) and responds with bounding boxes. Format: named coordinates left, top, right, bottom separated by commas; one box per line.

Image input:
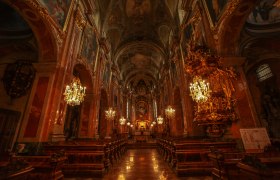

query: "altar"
left=134, top=131, right=150, bottom=142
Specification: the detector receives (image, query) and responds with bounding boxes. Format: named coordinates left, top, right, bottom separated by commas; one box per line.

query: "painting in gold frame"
left=80, top=24, right=98, bottom=65
left=39, top=0, right=74, bottom=31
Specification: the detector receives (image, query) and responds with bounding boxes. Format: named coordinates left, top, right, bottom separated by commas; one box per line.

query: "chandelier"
left=157, top=116, right=164, bottom=124
left=64, top=77, right=86, bottom=106
left=119, top=116, right=126, bottom=125
left=189, top=76, right=211, bottom=103
left=165, top=106, right=175, bottom=119
left=105, top=107, right=116, bottom=121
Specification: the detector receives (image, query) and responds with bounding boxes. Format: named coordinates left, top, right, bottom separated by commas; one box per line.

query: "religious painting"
left=39, top=0, right=73, bottom=29
left=202, top=0, right=228, bottom=27
left=80, top=25, right=98, bottom=65
left=247, top=0, right=280, bottom=25
left=136, top=97, right=148, bottom=120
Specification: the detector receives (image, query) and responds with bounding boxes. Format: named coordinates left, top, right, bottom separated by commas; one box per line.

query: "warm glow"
left=64, top=77, right=86, bottom=106
left=119, top=116, right=126, bottom=125
left=165, top=106, right=175, bottom=119
left=189, top=76, right=211, bottom=103
left=157, top=116, right=164, bottom=124
left=105, top=107, right=116, bottom=121
left=127, top=122, right=131, bottom=126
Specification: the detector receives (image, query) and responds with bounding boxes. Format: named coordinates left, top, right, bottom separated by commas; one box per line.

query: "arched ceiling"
left=0, top=1, right=38, bottom=63
left=97, top=0, right=177, bottom=89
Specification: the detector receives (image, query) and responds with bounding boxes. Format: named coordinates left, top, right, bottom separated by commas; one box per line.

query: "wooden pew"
left=43, top=138, right=127, bottom=178
left=157, top=138, right=237, bottom=177
left=0, top=159, right=33, bottom=180
left=12, top=154, right=66, bottom=180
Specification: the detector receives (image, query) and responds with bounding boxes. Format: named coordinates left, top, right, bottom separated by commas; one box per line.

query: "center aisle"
left=102, top=149, right=211, bottom=180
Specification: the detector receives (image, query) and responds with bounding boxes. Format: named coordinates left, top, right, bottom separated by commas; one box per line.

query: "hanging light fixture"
left=119, top=116, right=126, bottom=125
left=64, top=77, right=86, bottom=106
left=105, top=107, right=116, bottom=121
left=157, top=116, right=164, bottom=124
left=189, top=76, right=211, bottom=103
left=165, top=106, right=175, bottom=119
left=127, top=122, right=131, bottom=126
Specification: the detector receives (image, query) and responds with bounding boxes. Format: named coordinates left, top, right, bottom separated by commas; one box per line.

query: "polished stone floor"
left=66, top=149, right=212, bottom=180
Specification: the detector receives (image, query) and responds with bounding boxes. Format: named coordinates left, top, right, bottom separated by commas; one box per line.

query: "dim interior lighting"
left=127, top=122, right=131, bottom=126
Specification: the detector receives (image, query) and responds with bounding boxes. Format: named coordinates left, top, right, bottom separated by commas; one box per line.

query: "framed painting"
left=80, top=25, right=98, bottom=65
left=39, top=0, right=74, bottom=30
left=202, top=0, right=228, bottom=27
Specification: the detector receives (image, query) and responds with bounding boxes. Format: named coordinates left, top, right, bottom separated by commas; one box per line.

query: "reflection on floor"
left=66, top=149, right=212, bottom=180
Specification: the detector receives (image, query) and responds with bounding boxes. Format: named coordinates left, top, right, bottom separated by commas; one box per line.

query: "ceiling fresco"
left=0, top=1, right=38, bottom=63
left=99, top=0, right=177, bottom=92
left=247, top=0, right=280, bottom=25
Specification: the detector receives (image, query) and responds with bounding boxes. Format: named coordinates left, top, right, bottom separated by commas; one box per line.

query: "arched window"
left=256, top=64, right=273, bottom=82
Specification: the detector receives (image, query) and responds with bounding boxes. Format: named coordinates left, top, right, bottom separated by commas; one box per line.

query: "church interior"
left=1, top=0, right=280, bottom=179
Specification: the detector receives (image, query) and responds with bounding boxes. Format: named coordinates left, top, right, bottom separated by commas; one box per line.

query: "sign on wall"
left=240, top=128, right=271, bottom=153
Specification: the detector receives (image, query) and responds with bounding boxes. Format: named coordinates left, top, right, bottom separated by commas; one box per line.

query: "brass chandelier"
left=105, top=107, right=116, bottom=121
left=119, top=116, right=126, bottom=125
left=189, top=76, right=211, bottom=103
left=157, top=116, right=164, bottom=124
left=64, top=77, right=86, bottom=106
left=165, top=106, right=175, bottom=119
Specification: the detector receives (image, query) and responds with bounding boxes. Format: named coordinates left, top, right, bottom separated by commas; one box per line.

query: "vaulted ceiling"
left=97, top=0, right=180, bottom=89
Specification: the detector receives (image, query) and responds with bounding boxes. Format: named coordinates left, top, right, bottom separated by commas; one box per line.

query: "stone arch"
left=74, top=64, right=94, bottom=137
left=3, top=0, right=59, bottom=62
left=217, top=0, right=258, bottom=56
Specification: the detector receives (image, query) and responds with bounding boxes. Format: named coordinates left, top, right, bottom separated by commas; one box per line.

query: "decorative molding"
left=25, top=0, right=66, bottom=45
left=75, top=7, right=87, bottom=30
left=76, top=58, right=94, bottom=78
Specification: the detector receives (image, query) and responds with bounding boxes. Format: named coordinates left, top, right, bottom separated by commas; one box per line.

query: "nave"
left=66, top=149, right=211, bottom=180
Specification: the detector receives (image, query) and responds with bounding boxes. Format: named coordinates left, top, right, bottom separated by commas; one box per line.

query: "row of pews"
left=0, top=138, right=127, bottom=179
left=157, top=137, right=237, bottom=176
left=157, top=137, right=280, bottom=179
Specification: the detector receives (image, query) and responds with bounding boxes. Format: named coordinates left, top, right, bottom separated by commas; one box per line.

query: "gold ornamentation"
left=75, top=8, right=86, bottom=30
left=185, top=46, right=237, bottom=137
left=64, top=77, right=86, bottom=106
left=24, top=0, right=65, bottom=46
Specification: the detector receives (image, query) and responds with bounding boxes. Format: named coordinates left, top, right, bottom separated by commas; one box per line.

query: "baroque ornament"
left=185, top=46, right=237, bottom=137
left=3, top=61, right=36, bottom=99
